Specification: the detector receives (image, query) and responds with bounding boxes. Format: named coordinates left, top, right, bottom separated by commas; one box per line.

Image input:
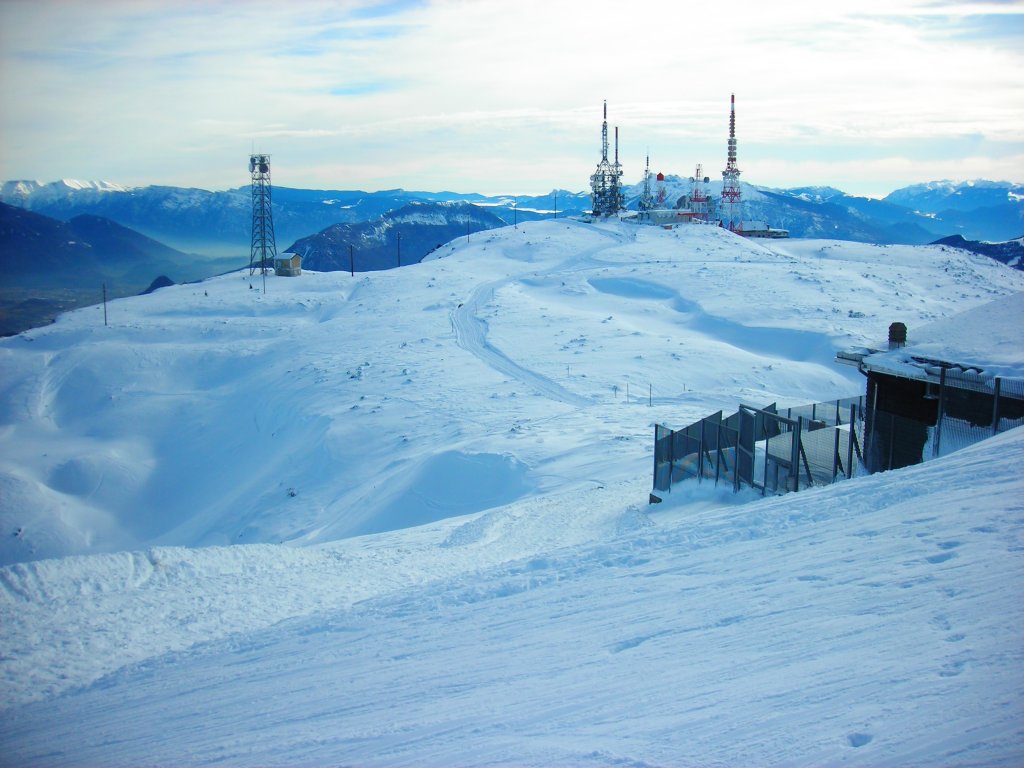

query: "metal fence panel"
left=656, top=396, right=866, bottom=498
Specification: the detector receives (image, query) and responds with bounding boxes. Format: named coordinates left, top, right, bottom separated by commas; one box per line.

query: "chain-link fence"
left=865, top=373, right=1024, bottom=473
left=653, top=396, right=864, bottom=498
left=654, top=373, right=1023, bottom=501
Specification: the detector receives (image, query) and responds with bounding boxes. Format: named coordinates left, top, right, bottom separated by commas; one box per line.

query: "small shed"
left=274, top=253, right=302, bottom=277
left=837, top=293, right=1024, bottom=472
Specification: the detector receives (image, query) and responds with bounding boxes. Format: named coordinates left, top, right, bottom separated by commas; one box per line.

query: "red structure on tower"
left=720, top=94, right=743, bottom=232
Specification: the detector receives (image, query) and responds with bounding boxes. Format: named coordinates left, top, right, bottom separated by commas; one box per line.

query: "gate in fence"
left=652, top=396, right=865, bottom=501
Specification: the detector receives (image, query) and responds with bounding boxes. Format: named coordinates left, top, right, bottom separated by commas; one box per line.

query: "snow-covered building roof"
left=837, top=291, right=1024, bottom=384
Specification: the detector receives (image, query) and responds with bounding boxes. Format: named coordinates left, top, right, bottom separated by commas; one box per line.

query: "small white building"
left=274, top=253, right=302, bottom=277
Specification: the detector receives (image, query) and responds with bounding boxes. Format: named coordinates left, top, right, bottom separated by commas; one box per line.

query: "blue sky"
left=1, top=0, right=1022, bottom=196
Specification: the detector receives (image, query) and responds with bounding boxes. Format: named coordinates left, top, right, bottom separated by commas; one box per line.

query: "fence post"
left=847, top=403, right=856, bottom=478
left=697, top=422, right=704, bottom=484
left=762, top=416, right=770, bottom=495
left=933, top=367, right=947, bottom=459
left=992, top=377, right=1002, bottom=436
left=714, top=422, right=723, bottom=487
left=668, top=427, right=675, bottom=492
left=833, top=426, right=841, bottom=482
left=789, top=417, right=803, bottom=492
left=888, top=413, right=896, bottom=470
left=653, top=426, right=660, bottom=492
left=868, top=379, right=879, bottom=474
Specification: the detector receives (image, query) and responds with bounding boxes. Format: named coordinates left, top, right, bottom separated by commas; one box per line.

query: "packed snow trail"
left=450, top=277, right=592, bottom=407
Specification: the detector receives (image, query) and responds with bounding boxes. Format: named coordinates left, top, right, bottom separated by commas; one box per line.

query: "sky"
left=1, top=0, right=1022, bottom=197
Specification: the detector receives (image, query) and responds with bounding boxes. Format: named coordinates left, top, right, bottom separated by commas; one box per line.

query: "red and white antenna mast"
left=721, top=93, right=743, bottom=232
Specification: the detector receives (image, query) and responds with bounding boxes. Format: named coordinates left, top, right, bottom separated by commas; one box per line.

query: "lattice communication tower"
left=249, top=154, right=277, bottom=275
left=720, top=94, right=743, bottom=232
left=639, top=154, right=654, bottom=212
left=590, top=101, right=624, bottom=217
left=689, top=163, right=711, bottom=221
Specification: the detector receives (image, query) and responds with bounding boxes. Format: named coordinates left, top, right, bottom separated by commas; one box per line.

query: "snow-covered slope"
left=2, top=221, right=1021, bottom=566
left=2, top=427, right=1022, bottom=765
left=1, top=220, right=1023, bottom=765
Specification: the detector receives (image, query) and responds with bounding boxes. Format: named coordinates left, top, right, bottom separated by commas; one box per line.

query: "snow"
left=859, top=291, right=1024, bottom=381
left=1, top=219, right=1023, bottom=765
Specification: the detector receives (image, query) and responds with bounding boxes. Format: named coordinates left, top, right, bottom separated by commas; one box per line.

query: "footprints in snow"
left=847, top=732, right=874, bottom=748
left=926, top=540, right=961, bottom=565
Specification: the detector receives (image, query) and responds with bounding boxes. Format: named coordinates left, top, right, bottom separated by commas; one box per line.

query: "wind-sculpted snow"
left=1, top=431, right=1022, bottom=765
left=2, top=221, right=1022, bottom=565
left=1, top=218, right=1023, bottom=764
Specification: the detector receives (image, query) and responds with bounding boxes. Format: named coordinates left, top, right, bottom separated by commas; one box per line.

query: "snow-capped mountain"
left=0, top=181, right=591, bottom=255
left=6, top=176, right=1021, bottom=252
left=619, top=176, right=994, bottom=243
left=286, top=201, right=511, bottom=271
left=881, top=180, right=1024, bottom=242
left=884, top=179, right=1024, bottom=213
left=0, top=179, right=129, bottom=206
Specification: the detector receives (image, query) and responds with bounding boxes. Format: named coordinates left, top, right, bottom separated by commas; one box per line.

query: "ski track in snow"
left=1, top=218, right=1023, bottom=765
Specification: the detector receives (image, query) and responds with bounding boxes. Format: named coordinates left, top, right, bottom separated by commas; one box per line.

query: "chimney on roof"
left=888, top=322, right=907, bottom=350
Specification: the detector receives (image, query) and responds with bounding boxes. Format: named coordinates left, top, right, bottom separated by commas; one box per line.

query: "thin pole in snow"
left=349, top=244, right=354, bottom=277
left=102, top=283, right=107, bottom=326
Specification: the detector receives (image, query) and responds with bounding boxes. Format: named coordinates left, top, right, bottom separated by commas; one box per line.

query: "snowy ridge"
left=2, top=221, right=1022, bottom=566
left=0, top=178, right=129, bottom=203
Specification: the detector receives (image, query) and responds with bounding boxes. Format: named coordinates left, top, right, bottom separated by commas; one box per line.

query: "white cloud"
left=0, top=0, right=1021, bottom=194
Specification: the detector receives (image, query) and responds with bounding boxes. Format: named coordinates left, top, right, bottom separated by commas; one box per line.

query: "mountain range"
left=1, top=177, right=1021, bottom=336
left=0, top=180, right=589, bottom=256
left=0, top=201, right=247, bottom=336
left=286, top=201, right=511, bottom=272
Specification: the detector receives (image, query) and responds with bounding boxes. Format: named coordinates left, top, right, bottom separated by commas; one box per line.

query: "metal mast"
left=720, top=94, right=743, bottom=232
left=589, top=100, right=624, bottom=217
left=690, top=163, right=710, bottom=221
left=639, top=153, right=653, bottom=212
left=249, top=154, right=277, bottom=275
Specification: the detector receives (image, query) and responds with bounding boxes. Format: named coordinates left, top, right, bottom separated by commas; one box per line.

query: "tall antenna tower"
left=689, top=163, right=710, bottom=221
left=590, top=100, right=624, bottom=217
left=639, top=153, right=653, bottom=212
left=249, top=153, right=277, bottom=275
left=720, top=94, right=743, bottom=232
